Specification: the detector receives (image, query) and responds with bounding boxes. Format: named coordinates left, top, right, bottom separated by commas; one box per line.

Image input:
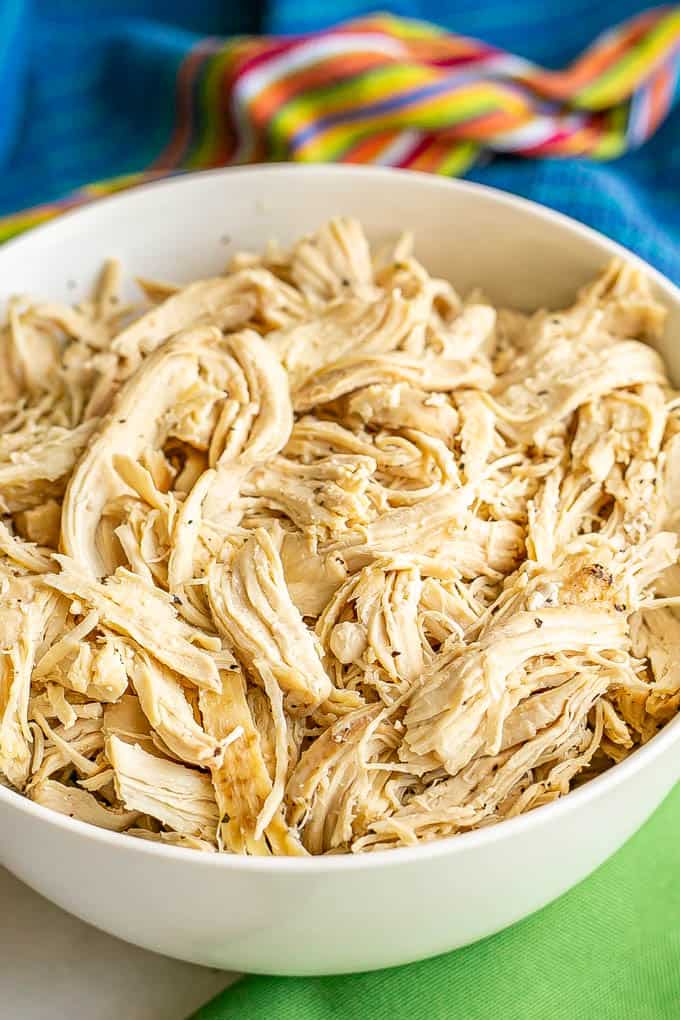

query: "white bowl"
left=1, top=165, right=679, bottom=976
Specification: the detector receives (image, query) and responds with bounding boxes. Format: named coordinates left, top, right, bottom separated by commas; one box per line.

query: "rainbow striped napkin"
left=1, top=6, right=679, bottom=253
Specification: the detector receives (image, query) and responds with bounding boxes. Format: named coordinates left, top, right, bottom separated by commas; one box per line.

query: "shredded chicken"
left=1, top=219, right=678, bottom=855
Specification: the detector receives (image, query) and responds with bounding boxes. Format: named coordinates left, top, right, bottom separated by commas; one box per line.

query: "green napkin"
left=191, top=783, right=680, bottom=1019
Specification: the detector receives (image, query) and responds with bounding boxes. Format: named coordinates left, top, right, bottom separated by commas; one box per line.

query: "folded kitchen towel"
left=191, top=782, right=680, bottom=1019
left=0, top=4, right=678, bottom=281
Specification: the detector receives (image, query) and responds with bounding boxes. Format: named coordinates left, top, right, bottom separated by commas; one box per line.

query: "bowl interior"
left=2, top=165, right=678, bottom=379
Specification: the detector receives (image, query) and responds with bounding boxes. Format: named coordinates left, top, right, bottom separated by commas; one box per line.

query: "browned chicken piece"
left=200, top=667, right=305, bottom=856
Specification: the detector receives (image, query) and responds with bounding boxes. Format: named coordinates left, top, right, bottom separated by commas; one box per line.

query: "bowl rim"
left=1, top=162, right=679, bottom=873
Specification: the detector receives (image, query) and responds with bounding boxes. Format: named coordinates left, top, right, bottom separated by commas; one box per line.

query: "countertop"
left=1, top=867, right=235, bottom=1018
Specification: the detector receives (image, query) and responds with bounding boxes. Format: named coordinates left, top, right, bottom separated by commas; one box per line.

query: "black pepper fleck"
left=534, top=617, right=543, bottom=628
left=590, top=563, right=613, bottom=585
left=614, top=603, right=626, bottom=612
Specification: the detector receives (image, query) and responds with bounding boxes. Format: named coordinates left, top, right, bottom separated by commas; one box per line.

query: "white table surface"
left=1, top=867, right=237, bottom=1019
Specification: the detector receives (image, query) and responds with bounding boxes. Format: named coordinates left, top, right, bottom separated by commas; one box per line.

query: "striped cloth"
left=1, top=6, right=679, bottom=252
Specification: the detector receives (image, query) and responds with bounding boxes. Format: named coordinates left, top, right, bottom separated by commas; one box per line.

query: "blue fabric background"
left=0, top=0, right=678, bottom=282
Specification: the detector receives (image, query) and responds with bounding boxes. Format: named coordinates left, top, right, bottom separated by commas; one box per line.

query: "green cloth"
left=191, top=783, right=680, bottom=1019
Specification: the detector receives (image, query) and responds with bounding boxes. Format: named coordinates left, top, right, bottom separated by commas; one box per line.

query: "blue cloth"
left=0, top=0, right=678, bottom=283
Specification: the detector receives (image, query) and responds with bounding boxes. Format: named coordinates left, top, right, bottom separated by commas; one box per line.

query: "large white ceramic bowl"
left=1, top=166, right=679, bottom=976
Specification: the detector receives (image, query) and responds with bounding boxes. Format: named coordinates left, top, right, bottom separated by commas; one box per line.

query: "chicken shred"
left=1, top=218, right=679, bottom=854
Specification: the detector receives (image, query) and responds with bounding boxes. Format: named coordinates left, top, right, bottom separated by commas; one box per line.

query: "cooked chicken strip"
left=293, top=350, right=492, bottom=413
left=106, top=735, right=219, bottom=839
left=43, top=557, right=221, bottom=690
left=403, top=605, right=628, bottom=773
left=30, top=779, right=141, bottom=831
left=0, top=587, right=56, bottom=788
left=207, top=530, right=331, bottom=710
left=128, top=649, right=227, bottom=766
left=61, top=327, right=221, bottom=577
left=286, top=705, right=388, bottom=851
